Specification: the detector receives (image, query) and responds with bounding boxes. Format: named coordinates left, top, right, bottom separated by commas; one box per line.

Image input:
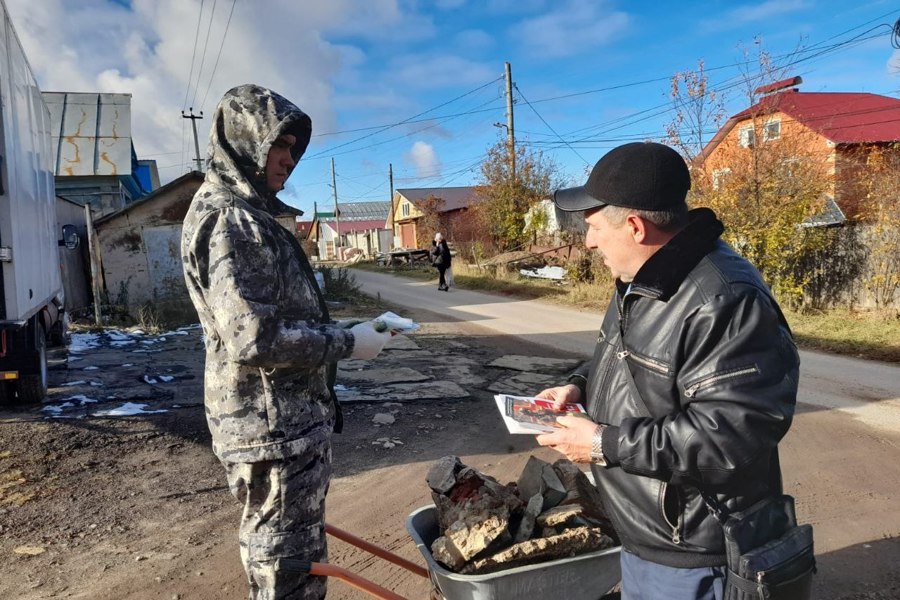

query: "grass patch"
left=784, top=308, right=900, bottom=363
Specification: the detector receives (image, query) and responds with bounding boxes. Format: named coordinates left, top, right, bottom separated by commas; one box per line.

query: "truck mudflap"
left=0, top=316, right=48, bottom=404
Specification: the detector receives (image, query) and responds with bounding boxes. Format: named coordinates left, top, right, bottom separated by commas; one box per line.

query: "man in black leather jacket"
left=535, top=142, right=799, bottom=600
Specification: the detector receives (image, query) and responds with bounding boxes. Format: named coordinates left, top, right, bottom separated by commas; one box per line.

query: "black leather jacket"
left=570, top=208, right=799, bottom=568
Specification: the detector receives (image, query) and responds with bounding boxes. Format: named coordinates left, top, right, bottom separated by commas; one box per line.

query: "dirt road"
left=1, top=282, right=898, bottom=600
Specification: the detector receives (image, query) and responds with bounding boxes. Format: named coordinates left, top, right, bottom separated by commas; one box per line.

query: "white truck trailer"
left=0, top=0, right=67, bottom=403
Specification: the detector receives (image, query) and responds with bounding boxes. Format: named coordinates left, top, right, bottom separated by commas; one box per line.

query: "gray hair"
left=601, top=204, right=689, bottom=232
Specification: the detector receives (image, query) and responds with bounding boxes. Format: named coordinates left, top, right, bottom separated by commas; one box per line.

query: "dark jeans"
left=621, top=550, right=726, bottom=600
left=437, top=266, right=447, bottom=289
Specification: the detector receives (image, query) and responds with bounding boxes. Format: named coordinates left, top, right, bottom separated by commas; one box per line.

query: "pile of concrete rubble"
left=426, top=455, right=618, bottom=575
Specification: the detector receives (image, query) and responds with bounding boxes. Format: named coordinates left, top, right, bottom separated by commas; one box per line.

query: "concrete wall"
left=95, top=177, right=202, bottom=326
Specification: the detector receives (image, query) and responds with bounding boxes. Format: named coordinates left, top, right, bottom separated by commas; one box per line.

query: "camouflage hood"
left=205, top=84, right=312, bottom=208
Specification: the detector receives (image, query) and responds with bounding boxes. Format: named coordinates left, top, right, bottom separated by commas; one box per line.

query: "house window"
left=763, top=119, right=781, bottom=142
left=712, top=168, right=731, bottom=191
left=401, top=203, right=410, bottom=217
left=739, top=126, right=755, bottom=148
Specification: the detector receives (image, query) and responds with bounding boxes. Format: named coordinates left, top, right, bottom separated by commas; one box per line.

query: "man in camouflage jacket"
left=181, top=84, right=390, bottom=600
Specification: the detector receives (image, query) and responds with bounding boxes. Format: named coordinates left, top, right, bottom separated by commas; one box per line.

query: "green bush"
left=565, top=253, right=595, bottom=283
left=318, top=266, right=361, bottom=301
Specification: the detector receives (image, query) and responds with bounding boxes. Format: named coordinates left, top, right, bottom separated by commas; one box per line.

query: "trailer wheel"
left=49, top=314, right=68, bottom=347
left=16, top=324, right=48, bottom=404
left=0, top=381, right=13, bottom=405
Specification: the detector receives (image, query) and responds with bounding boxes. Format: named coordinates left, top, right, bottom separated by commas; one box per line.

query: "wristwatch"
left=590, top=424, right=608, bottom=466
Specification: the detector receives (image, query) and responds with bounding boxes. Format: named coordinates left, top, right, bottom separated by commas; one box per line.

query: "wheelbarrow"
left=307, top=505, right=621, bottom=600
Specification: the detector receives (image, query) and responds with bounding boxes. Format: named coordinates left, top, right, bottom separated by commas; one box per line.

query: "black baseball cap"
left=554, top=142, right=691, bottom=213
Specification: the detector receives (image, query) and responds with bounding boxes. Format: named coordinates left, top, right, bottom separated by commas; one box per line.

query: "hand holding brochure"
left=493, top=394, right=588, bottom=434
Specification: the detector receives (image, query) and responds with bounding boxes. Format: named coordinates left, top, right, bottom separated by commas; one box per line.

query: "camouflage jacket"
left=181, top=85, right=355, bottom=463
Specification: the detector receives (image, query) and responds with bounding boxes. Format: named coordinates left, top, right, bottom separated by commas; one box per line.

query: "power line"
left=182, top=0, right=205, bottom=110
left=548, top=29, right=889, bottom=146
left=303, top=95, right=505, bottom=161
left=523, top=14, right=898, bottom=108
left=190, top=0, right=219, bottom=109
left=312, top=105, right=504, bottom=137
left=303, top=76, right=503, bottom=159
left=199, top=0, right=238, bottom=111
left=514, top=83, right=590, bottom=166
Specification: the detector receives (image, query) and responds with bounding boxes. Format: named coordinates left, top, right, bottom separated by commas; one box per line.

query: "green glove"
left=335, top=318, right=366, bottom=329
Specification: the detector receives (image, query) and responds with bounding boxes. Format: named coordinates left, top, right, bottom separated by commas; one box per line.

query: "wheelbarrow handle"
left=326, top=523, right=429, bottom=579
left=278, top=559, right=414, bottom=600
left=310, top=562, right=413, bottom=600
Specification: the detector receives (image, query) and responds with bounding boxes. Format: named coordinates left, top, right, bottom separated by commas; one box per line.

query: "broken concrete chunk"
left=431, top=506, right=511, bottom=569
left=517, top=456, right=550, bottom=499
left=513, top=492, right=543, bottom=543
left=372, top=412, right=395, bottom=425
left=431, top=535, right=467, bottom=572
left=480, top=477, right=525, bottom=514
left=517, top=456, right=567, bottom=511
left=449, top=467, right=490, bottom=503
left=426, top=455, right=619, bottom=574
left=539, top=526, right=562, bottom=538
left=553, top=460, right=612, bottom=524
left=427, top=456, right=463, bottom=495
left=536, top=504, right=583, bottom=528
left=461, top=526, right=614, bottom=575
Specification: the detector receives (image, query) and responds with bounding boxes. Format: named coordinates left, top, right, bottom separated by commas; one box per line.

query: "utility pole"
left=331, top=157, right=341, bottom=260
left=181, top=108, right=204, bottom=172
left=504, top=61, right=516, bottom=184
left=388, top=163, right=395, bottom=249
left=84, top=204, right=103, bottom=327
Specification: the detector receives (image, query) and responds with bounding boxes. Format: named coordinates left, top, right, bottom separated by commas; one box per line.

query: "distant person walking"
left=430, top=233, right=452, bottom=291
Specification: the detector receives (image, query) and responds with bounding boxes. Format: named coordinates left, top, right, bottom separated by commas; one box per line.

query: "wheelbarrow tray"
left=406, top=505, right=621, bottom=600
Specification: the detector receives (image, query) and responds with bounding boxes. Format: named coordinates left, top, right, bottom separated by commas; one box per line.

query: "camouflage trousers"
left=224, top=439, right=333, bottom=600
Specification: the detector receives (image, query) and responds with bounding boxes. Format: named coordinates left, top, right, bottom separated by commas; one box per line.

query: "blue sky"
left=9, top=0, right=900, bottom=217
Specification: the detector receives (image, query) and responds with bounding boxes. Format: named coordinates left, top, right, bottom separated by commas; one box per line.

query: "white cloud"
left=727, top=0, right=808, bottom=23
left=405, top=141, right=442, bottom=178
left=699, top=0, right=808, bottom=32
left=889, top=50, right=900, bottom=76
left=3, top=0, right=431, bottom=182
left=487, top=0, right=548, bottom=14
left=436, top=0, right=467, bottom=9
left=510, top=0, right=630, bottom=59
left=455, top=29, right=494, bottom=51
left=389, top=54, right=497, bottom=89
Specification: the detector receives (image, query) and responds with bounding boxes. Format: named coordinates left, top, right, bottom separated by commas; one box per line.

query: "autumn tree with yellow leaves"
left=475, top=136, right=565, bottom=252
left=667, top=50, right=832, bottom=306
left=860, top=146, right=900, bottom=307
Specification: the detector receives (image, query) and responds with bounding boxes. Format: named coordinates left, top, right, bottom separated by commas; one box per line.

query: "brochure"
left=373, top=311, right=420, bottom=334
left=336, top=311, right=419, bottom=334
left=493, top=394, right=588, bottom=434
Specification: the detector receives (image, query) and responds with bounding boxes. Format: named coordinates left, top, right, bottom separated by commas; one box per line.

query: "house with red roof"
left=387, top=186, right=480, bottom=248
left=700, top=77, right=900, bottom=222
left=307, top=201, right=392, bottom=260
